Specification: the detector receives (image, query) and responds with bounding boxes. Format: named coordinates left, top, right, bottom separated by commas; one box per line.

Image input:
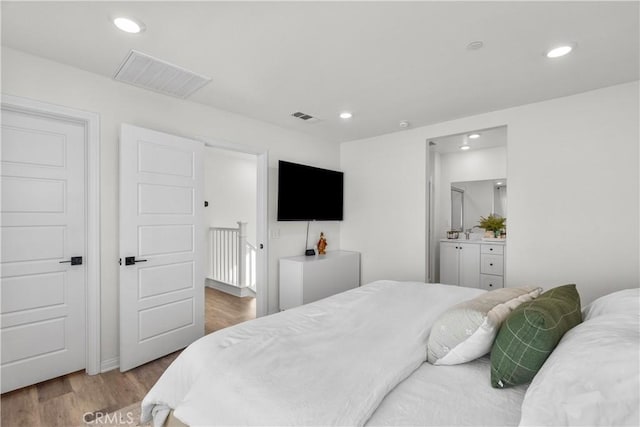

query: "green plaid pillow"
left=490, top=284, right=582, bottom=388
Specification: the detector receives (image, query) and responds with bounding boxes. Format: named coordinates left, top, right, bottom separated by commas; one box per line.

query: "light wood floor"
left=0, top=287, right=255, bottom=427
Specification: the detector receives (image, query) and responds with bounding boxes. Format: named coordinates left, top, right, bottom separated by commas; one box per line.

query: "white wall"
left=505, top=83, right=638, bottom=304
left=205, top=148, right=257, bottom=246
left=1, top=48, right=341, bottom=366
left=341, top=81, right=639, bottom=305
left=341, top=130, right=428, bottom=284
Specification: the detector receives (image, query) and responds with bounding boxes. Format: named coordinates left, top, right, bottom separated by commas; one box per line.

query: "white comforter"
left=367, top=356, right=528, bottom=426
left=141, top=281, right=485, bottom=426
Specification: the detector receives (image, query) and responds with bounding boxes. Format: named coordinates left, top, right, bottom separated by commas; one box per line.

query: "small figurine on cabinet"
left=317, top=232, right=327, bottom=255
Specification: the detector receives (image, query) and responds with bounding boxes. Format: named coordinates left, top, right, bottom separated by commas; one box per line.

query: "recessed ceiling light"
left=339, top=112, right=353, bottom=119
left=399, top=120, right=410, bottom=128
left=546, top=44, right=574, bottom=58
left=468, top=133, right=481, bottom=139
left=459, top=145, right=471, bottom=151
left=113, top=17, right=145, bottom=34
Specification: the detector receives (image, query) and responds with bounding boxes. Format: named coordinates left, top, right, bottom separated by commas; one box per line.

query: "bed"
left=141, top=280, right=639, bottom=427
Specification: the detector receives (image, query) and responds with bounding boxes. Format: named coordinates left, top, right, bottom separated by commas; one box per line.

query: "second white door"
left=119, top=124, right=205, bottom=371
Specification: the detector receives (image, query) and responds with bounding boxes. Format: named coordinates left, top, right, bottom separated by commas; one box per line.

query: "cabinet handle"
left=490, top=248, right=493, bottom=251
left=489, top=263, right=494, bottom=266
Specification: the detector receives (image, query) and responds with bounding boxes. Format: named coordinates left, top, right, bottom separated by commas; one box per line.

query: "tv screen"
left=277, top=161, right=343, bottom=221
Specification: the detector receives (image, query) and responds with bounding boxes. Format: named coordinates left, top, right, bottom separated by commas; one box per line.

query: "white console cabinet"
left=279, top=250, right=360, bottom=310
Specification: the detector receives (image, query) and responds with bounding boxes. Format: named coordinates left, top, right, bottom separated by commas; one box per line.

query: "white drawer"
left=481, top=244, right=504, bottom=255
left=481, top=254, right=504, bottom=275
left=480, top=274, right=504, bottom=290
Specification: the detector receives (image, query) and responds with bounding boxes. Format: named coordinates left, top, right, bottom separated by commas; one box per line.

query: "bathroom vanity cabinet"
left=440, top=240, right=505, bottom=289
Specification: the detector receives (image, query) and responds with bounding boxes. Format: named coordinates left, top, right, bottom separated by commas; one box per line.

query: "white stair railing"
left=209, top=222, right=256, bottom=291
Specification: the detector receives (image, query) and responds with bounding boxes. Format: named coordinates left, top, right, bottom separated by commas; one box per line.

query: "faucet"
left=466, top=226, right=482, bottom=240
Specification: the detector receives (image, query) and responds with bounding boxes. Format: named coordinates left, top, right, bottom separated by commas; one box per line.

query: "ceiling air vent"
left=114, top=50, right=211, bottom=99
left=291, top=111, right=320, bottom=123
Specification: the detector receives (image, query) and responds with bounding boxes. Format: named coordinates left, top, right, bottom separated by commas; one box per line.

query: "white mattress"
left=366, top=356, right=528, bottom=426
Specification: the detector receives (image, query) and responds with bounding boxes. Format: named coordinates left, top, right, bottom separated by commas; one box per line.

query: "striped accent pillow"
left=427, top=287, right=542, bottom=365
left=490, top=284, right=582, bottom=388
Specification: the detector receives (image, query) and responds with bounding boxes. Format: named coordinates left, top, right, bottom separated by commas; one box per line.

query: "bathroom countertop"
left=440, top=238, right=506, bottom=244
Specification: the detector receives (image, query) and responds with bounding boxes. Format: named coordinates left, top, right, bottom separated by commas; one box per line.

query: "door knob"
left=125, top=256, right=147, bottom=266
left=60, top=256, right=83, bottom=265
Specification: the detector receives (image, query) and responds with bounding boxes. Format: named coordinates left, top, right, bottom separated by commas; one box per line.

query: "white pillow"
left=582, top=288, right=639, bottom=321
left=427, top=287, right=542, bottom=365
left=519, top=311, right=639, bottom=426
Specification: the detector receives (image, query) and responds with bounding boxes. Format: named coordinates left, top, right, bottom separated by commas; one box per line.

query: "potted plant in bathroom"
left=479, top=214, right=506, bottom=238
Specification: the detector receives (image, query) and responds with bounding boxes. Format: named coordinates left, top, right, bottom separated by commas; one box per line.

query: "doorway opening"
left=427, top=125, right=508, bottom=284
left=202, top=145, right=265, bottom=333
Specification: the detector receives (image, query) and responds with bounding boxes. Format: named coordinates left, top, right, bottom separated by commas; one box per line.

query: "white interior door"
left=1, top=108, right=86, bottom=393
left=119, top=124, right=204, bottom=371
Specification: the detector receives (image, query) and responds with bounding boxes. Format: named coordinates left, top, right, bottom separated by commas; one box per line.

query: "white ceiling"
left=430, top=126, right=506, bottom=154
left=2, top=1, right=638, bottom=143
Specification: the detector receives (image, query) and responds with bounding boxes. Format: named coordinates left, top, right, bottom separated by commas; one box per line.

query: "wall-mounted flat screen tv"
left=277, top=160, right=344, bottom=221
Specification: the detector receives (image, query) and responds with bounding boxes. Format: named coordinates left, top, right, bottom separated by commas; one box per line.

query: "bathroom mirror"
left=450, top=187, right=464, bottom=231
left=451, top=179, right=506, bottom=231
